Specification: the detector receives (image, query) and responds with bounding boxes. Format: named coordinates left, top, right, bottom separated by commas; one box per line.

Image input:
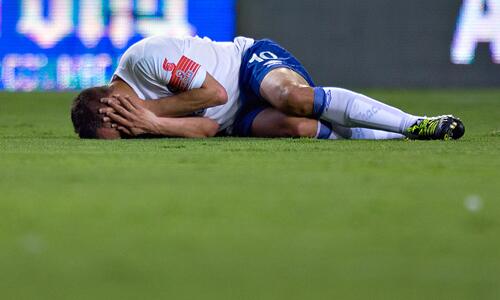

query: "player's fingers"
left=99, top=107, right=115, bottom=114
left=102, top=116, right=111, bottom=123
left=115, top=95, right=136, bottom=112
left=117, top=126, right=133, bottom=136
left=124, top=95, right=141, bottom=110
left=106, top=100, right=136, bottom=120
left=106, top=112, right=134, bottom=128
left=100, top=97, right=118, bottom=106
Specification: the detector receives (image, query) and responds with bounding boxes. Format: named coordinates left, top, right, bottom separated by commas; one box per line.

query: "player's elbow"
left=204, top=121, right=220, bottom=137
left=211, top=86, right=228, bottom=106
left=189, top=119, right=219, bottom=138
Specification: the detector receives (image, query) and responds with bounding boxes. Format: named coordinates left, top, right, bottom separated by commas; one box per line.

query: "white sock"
left=350, top=127, right=405, bottom=140
left=314, top=87, right=420, bottom=134
left=316, top=122, right=406, bottom=140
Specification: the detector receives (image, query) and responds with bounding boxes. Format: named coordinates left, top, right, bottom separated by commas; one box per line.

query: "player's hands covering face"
left=100, top=95, right=160, bottom=136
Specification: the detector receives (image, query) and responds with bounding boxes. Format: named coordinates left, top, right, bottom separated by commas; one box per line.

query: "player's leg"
left=235, top=106, right=405, bottom=140
left=231, top=102, right=336, bottom=139
left=250, top=108, right=320, bottom=138
left=336, top=125, right=406, bottom=140
left=240, top=40, right=464, bottom=140
left=260, top=70, right=464, bottom=140
left=244, top=40, right=464, bottom=140
left=258, top=68, right=314, bottom=116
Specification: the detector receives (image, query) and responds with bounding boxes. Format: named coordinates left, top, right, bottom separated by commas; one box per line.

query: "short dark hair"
left=71, top=86, right=112, bottom=139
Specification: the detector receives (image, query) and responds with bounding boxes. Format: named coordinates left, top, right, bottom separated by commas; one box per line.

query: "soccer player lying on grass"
left=71, top=35, right=465, bottom=140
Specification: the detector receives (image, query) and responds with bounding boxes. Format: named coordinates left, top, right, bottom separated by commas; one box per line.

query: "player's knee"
left=277, top=84, right=312, bottom=116
left=291, top=121, right=316, bottom=137
left=282, top=118, right=316, bottom=138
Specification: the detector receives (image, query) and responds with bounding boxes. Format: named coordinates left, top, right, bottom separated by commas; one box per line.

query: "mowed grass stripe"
left=0, top=90, right=499, bottom=300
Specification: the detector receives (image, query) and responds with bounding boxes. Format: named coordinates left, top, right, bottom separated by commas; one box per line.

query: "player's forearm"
left=153, top=117, right=220, bottom=138
left=145, top=88, right=227, bottom=117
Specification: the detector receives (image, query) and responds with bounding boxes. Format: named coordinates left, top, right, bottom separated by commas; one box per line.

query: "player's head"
left=71, top=86, right=121, bottom=139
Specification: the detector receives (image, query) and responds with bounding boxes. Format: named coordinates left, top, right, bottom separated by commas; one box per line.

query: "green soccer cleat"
left=406, top=115, right=465, bottom=140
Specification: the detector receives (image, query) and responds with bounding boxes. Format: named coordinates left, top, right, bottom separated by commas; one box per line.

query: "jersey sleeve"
left=112, top=45, right=146, bottom=98
left=147, top=39, right=207, bottom=93
left=167, top=55, right=207, bottom=92
left=155, top=55, right=207, bottom=93
left=113, top=37, right=207, bottom=97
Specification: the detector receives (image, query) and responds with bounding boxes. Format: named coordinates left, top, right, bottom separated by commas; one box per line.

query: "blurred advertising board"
left=0, top=0, right=234, bottom=91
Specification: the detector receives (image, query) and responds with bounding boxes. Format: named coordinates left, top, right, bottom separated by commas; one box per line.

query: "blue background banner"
left=0, top=0, right=235, bottom=90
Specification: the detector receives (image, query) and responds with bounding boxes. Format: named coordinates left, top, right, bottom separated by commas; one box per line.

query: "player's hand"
left=99, top=94, right=147, bottom=115
left=100, top=95, right=160, bottom=136
left=112, top=94, right=147, bottom=109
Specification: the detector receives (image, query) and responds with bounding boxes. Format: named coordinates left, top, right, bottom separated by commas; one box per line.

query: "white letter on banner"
left=137, top=0, right=158, bottom=14
left=109, top=0, right=134, bottom=48
left=452, top=0, right=500, bottom=64
left=17, top=0, right=73, bottom=49
left=57, top=54, right=112, bottom=89
left=1, top=54, right=48, bottom=91
left=136, top=0, right=194, bottom=38
left=78, top=0, right=105, bottom=48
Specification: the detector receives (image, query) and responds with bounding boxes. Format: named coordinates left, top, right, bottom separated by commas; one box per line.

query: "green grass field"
left=0, top=90, right=499, bottom=299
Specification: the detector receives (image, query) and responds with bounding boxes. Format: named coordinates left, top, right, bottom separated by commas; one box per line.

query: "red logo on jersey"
left=167, top=56, right=201, bottom=93
left=162, top=58, right=176, bottom=72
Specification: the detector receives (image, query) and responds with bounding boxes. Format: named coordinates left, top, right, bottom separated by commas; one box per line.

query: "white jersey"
left=113, top=35, right=255, bottom=131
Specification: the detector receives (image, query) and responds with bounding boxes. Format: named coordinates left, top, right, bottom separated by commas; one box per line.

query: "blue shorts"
left=232, top=39, right=315, bottom=137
